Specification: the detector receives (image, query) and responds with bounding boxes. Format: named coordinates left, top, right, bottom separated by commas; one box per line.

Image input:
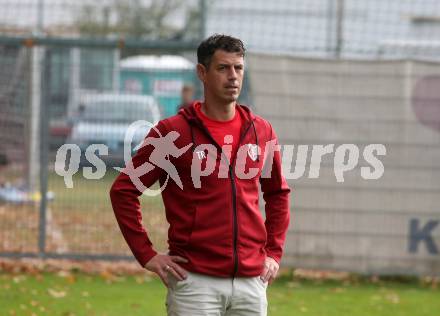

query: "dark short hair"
left=197, top=34, right=246, bottom=68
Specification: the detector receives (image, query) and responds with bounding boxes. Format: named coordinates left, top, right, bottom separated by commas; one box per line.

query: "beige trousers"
left=165, top=271, right=268, bottom=316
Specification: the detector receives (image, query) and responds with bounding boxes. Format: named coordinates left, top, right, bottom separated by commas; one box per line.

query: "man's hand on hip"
left=144, top=253, right=188, bottom=288
left=260, top=256, right=279, bottom=285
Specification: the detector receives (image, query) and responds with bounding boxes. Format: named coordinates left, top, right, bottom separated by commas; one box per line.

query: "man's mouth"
left=225, top=86, right=239, bottom=90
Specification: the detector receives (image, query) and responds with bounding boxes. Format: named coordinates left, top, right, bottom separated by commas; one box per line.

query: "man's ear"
left=196, top=63, right=207, bottom=83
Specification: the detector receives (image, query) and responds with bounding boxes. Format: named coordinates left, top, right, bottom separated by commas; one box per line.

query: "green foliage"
left=75, top=0, right=201, bottom=41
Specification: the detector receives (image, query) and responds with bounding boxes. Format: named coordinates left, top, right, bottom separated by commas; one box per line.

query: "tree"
left=75, top=0, right=201, bottom=40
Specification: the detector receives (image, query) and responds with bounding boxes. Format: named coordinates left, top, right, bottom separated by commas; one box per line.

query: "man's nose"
left=228, top=67, right=238, bottom=80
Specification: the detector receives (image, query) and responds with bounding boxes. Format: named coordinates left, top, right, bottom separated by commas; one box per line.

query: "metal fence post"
left=38, top=45, right=49, bottom=259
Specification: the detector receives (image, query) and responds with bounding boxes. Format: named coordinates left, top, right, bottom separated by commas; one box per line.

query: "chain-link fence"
left=0, top=0, right=439, bottom=275
left=205, top=0, right=440, bottom=59
left=0, top=0, right=206, bottom=261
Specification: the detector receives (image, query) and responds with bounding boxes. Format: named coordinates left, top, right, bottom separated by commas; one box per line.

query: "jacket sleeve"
left=109, top=121, right=167, bottom=268
left=259, top=123, right=291, bottom=264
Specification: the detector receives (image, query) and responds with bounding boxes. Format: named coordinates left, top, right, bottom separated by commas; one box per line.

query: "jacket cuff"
left=265, top=251, right=281, bottom=265
left=138, top=248, right=158, bottom=269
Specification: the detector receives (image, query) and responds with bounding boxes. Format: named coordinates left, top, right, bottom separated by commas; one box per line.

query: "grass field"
left=0, top=168, right=168, bottom=255
left=1, top=271, right=439, bottom=316
left=2, top=166, right=439, bottom=316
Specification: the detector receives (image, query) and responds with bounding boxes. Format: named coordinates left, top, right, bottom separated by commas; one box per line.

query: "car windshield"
left=83, top=100, right=155, bottom=123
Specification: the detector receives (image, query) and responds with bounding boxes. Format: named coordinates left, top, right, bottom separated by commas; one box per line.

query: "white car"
left=67, top=93, right=161, bottom=166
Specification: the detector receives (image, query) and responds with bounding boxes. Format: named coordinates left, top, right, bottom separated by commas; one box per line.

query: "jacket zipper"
left=231, top=120, right=254, bottom=277
left=191, top=118, right=255, bottom=277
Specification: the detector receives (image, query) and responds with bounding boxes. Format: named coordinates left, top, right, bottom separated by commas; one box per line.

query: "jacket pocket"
left=187, top=202, right=232, bottom=252
left=168, top=204, right=196, bottom=247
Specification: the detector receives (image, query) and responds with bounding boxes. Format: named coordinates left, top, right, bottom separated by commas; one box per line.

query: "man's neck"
left=201, top=98, right=236, bottom=122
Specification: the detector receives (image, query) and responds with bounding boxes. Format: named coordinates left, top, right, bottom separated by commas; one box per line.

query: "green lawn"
left=0, top=169, right=168, bottom=254
left=1, top=271, right=439, bottom=316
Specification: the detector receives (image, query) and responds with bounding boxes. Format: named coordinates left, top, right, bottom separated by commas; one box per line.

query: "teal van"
left=120, top=55, right=196, bottom=117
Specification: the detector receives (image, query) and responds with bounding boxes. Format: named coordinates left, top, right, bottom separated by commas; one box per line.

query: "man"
left=176, top=83, right=195, bottom=112
left=110, top=34, right=291, bottom=315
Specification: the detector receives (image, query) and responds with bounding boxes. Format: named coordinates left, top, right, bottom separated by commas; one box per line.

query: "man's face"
left=197, top=50, right=244, bottom=103
left=181, top=87, right=194, bottom=104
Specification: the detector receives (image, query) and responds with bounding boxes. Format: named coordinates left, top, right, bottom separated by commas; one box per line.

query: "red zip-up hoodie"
left=109, top=102, right=291, bottom=277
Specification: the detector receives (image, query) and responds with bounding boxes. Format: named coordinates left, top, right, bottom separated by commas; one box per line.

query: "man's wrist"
left=265, top=254, right=280, bottom=265
left=141, top=249, right=158, bottom=269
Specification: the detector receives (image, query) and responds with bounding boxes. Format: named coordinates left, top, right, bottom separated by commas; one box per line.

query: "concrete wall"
left=248, top=54, right=440, bottom=276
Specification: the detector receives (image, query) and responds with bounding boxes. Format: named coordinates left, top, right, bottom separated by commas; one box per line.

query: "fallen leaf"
left=100, top=270, right=116, bottom=283
left=286, top=281, right=301, bottom=288
left=57, top=271, right=71, bottom=278
left=330, top=287, right=345, bottom=293
left=47, top=288, right=66, bottom=298
left=13, top=275, right=26, bottom=284
left=385, top=292, right=400, bottom=304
